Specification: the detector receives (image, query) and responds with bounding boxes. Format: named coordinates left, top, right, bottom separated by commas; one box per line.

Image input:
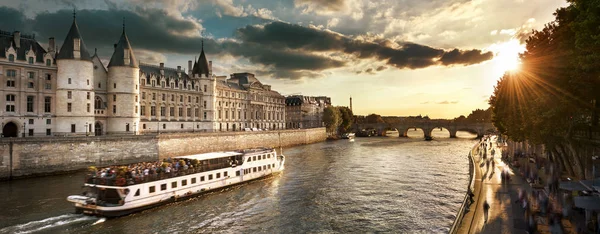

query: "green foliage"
left=323, top=106, right=341, bottom=134
left=337, top=106, right=354, bottom=133
left=365, top=114, right=385, bottom=123
left=489, top=0, right=600, bottom=145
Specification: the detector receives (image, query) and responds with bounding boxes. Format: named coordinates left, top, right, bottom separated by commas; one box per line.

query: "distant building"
left=285, top=95, right=331, bottom=129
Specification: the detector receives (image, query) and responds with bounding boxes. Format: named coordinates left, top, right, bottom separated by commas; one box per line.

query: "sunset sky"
left=0, top=0, right=568, bottom=118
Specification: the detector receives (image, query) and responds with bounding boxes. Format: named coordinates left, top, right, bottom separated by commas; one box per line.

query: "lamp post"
left=133, top=122, right=137, bottom=135
left=85, top=122, right=88, bottom=136
left=22, top=122, right=26, bottom=138
left=126, top=123, right=130, bottom=134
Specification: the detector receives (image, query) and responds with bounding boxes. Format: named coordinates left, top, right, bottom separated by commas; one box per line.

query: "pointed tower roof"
left=108, top=23, right=138, bottom=68
left=192, top=40, right=210, bottom=77
left=56, top=13, right=92, bottom=61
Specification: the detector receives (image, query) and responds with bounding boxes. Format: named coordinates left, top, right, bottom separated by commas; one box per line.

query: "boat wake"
left=0, top=214, right=98, bottom=234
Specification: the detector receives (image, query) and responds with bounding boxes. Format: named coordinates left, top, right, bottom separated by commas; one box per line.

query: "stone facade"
left=0, top=128, right=326, bottom=179
left=0, top=14, right=286, bottom=137
left=285, top=95, right=330, bottom=129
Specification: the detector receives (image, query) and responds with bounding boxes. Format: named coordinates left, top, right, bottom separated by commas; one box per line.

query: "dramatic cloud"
left=237, top=22, right=493, bottom=69
left=294, top=0, right=348, bottom=13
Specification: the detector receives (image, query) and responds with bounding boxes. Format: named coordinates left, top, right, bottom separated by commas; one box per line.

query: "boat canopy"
left=175, top=151, right=243, bottom=161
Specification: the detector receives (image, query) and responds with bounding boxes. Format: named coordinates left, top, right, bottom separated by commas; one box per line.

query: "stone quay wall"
left=0, top=128, right=326, bottom=180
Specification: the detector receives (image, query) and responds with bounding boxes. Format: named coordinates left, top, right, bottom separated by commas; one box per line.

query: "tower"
left=106, top=23, right=140, bottom=134
left=194, top=41, right=217, bottom=130
left=55, top=13, right=95, bottom=135
left=350, top=96, right=353, bottom=112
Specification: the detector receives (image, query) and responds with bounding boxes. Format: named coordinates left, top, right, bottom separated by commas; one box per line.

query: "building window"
left=6, top=94, right=15, bottom=102
left=162, top=124, right=166, bottom=129
left=113, top=105, right=116, bottom=114
left=161, top=184, right=167, bottom=191
left=203, top=85, right=207, bottom=92
left=46, top=59, right=51, bottom=66
left=204, top=112, right=207, bottom=120
left=6, top=80, right=15, bottom=87
left=162, top=94, right=165, bottom=101
left=28, top=129, right=34, bottom=136
left=27, top=96, right=34, bottom=112
left=160, top=107, right=165, bottom=116
left=46, top=129, right=51, bottom=136
left=135, top=95, right=138, bottom=102
left=203, top=101, right=207, bottom=108
left=28, top=82, right=34, bottom=89
left=152, top=93, right=156, bottom=100
left=98, top=83, right=101, bottom=88
left=142, top=124, right=146, bottom=129
left=87, top=92, right=90, bottom=100
left=74, top=38, right=80, bottom=51
left=44, top=97, right=51, bottom=112
left=8, top=54, right=14, bottom=62
left=87, top=79, right=89, bottom=85
left=151, top=106, right=156, bottom=116
left=113, top=83, right=116, bottom=89
left=5, top=104, right=14, bottom=112
left=180, top=124, right=183, bottom=129
left=195, top=108, right=199, bottom=118
left=45, top=83, right=51, bottom=90
left=180, top=95, right=183, bottom=102
left=28, top=72, right=35, bottom=79
left=47, top=119, right=51, bottom=124
left=149, top=186, right=155, bottom=193
left=67, top=91, right=72, bottom=99
left=7, top=70, right=16, bottom=77
left=29, top=119, right=35, bottom=125
left=171, top=94, right=174, bottom=102
left=196, top=97, right=199, bottom=103
left=171, top=181, right=177, bottom=188
left=113, top=95, right=116, bottom=101
left=68, top=78, right=71, bottom=84
left=169, top=107, right=174, bottom=116
left=141, top=105, right=146, bottom=115
left=135, top=105, right=138, bottom=114
left=142, top=92, right=146, bottom=100
left=67, top=103, right=72, bottom=112
left=87, top=103, right=90, bottom=112
left=187, top=108, right=191, bottom=117
left=71, top=124, right=76, bottom=133
left=188, top=96, right=191, bottom=102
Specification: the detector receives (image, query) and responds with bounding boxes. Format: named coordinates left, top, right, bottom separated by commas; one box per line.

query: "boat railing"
left=85, top=166, right=236, bottom=187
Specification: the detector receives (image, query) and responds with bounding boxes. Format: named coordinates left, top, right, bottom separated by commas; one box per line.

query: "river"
left=0, top=130, right=476, bottom=233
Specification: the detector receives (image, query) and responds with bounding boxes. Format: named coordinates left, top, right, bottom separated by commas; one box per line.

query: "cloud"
left=376, top=65, right=387, bottom=71
left=436, top=100, right=459, bottom=104
left=420, top=101, right=430, bottom=104
left=237, top=21, right=493, bottom=69
left=294, top=0, right=348, bottom=14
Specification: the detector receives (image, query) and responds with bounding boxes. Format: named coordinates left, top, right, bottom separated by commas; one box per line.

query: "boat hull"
left=75, top=172, right=280, bottom=218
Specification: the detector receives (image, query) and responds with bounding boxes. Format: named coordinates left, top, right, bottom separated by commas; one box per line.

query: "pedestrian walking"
left=483, top=200, right=490, bottom=223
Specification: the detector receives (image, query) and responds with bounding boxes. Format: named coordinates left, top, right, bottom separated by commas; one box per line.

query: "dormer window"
left=28, top=57, right=34, bottom=64
left=46, top=59, right=51, bottom=66
left=124, top=49, right=130, bottom=64
left=8, top=54, right=14, bottom=62
left=74, top=38, right=80, bottom=51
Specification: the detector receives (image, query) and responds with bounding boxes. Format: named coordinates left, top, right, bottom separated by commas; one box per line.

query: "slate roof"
left=108, top=29, right=138, bottom=68
left=217, top=79, right=244, bottom=90
left=0, top=31, right=47, bottom=63
left=56, top=18, right=92, bottom=61
left=285, top=96, right=304, bottom=105
left=192, top=42, right=210, bottom=77
left=140, top=64, right=190, bottom=81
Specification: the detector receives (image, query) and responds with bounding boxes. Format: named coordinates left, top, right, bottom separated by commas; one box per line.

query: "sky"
left=0, top=0, right=568, bottom=118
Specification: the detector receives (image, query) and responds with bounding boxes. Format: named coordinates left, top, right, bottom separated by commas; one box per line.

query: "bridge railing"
left=448, top=142, right=478, bottom=234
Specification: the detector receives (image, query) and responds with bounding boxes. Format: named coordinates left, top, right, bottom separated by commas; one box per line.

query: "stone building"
left=0, top=14, right=285, bottom=137
left=285, top=95, right=331, bottom=129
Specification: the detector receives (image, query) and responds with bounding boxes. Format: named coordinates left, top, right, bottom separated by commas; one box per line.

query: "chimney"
left=177, top=66, right=181, bottom=72
left=188, top=60, right=192, bottom=73
left=48, top=37, right=55, bottom=52
left=13, top=31, right=20, bottom=48
left=159, top=63, right=165, bottom=76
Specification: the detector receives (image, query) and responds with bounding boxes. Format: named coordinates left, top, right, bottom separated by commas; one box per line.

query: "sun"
left=490, top=39, right=526, bottom=73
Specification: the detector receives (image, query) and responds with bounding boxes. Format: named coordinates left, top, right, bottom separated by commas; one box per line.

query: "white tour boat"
left=67, top=147, right=285, bottom=217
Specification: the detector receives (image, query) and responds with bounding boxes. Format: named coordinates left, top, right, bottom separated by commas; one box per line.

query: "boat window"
left=172, top=181, right=177, bottom=188
left=267, top=154, right=270, bottom=158
left=247, top=157, right=251, bottom=162
left=258, top=166, right=262, bottom=171
left=263, top=165, right=266, bottom=170
left=258, top=155, right=262, bottom=160
left=236, top=171, right=240, bottom=176
left=209, top=174, right=213, bottom=180
left=216, top=173, right=221, bottom=178
left=201, top=176, right=205, bottom=181
left=272, top=163, right=275, bottom=168
left=191, top=178, right=197, bottom=184
left=253, top=167, right=257, bottom=172
left=149, top=186, right=156, bottom=193
left=253, top=156, right=256, bottom=161
left=161, top=184, right=167, bottom=191
left=268, top=164, right=271, bottom=169
left=182, top=179, right=187, bottom=186
left=224, top=172, right=228, bottom=177
left=134, top=189, right=140, bottom=197
left=97, top=188, right=125, bottom=206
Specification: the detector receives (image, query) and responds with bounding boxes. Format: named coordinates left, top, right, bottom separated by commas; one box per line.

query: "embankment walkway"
left=457, top=137, right=536, bottom=233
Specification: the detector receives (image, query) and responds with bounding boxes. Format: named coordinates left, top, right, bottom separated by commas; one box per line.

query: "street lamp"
left=126, top=123, right=130, bottom=134
left=133, top=122, right=137, bottom=135
left=85, top=122, right=88, bottom=136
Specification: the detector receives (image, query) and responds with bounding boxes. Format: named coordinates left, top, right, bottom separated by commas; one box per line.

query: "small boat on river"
left=67, top=148, right=285, bottom=217
left=341, top=133, right=355, bottom=139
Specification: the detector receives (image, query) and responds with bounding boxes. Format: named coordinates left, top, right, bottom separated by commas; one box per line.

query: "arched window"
left=46, top=59, right=51, bottom=66
left=94, top=96, right=104, bottom=109
left=8, top=54, right=14, bottom=62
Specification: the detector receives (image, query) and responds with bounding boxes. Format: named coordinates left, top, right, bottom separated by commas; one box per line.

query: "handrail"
left=448, top=142, right=479, bottom=234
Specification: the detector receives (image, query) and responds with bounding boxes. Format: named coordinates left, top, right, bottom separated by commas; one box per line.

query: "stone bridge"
left=355, top=120, right=496, bottom=139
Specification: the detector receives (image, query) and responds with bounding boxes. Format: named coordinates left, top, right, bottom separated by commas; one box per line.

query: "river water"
left=0, top=130, right=476, bottom=234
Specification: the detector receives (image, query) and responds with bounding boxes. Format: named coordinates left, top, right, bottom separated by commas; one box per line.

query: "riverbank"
left=0, top=128, right=326, bottom=180
left=448, top=141, right=478, bottom=233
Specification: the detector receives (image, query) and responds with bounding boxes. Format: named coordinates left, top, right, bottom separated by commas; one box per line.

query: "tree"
left=365, top=114, right=384, bottom=123
left=337, top=106, right=354, bottom=133
left=323, top=106, right=341, bottom=135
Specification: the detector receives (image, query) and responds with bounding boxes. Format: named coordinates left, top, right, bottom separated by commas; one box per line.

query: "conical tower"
left=55, top=12, right=95, bottom=135
left=106, top=22, right=140, bottom=134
